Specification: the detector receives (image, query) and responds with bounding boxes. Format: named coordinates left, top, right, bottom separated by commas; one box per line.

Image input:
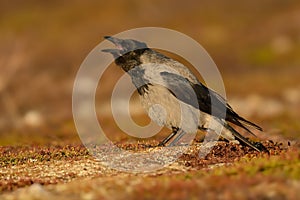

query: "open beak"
left=103, top=36, right=125, bottom=50
left=104, top=36, right=122, bottom=46
left=101, top=36, right=125, bottom=58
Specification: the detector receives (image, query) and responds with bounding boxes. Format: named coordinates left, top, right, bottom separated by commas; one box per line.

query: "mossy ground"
left=1, top=140, right=299, bottom=199
left=1, top=1, right=300, bottom=199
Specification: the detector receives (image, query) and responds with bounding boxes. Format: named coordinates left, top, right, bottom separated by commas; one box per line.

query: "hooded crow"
left=102, top=36, right=267, bottom=152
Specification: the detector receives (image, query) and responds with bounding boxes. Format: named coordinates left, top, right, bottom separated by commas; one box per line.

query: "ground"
left=1, top=140, right=299, bottom=199
left=0, top=1, right=300, bottom=199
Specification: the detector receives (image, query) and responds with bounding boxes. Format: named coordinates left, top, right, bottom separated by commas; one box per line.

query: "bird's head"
left=102, top=36, right=149, bottom=72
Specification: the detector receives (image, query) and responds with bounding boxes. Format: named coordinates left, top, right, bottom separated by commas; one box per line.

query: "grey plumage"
left=102, top=36, right=267, bottom=152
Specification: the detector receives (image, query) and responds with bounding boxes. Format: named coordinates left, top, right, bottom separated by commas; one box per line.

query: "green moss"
left=0, top=145, right=90, bottom=167
left=210, top=150, right=300, bottom=179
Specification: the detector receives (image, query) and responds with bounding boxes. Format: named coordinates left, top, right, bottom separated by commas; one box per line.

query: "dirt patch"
left=0, top=140, right=286, bottom=193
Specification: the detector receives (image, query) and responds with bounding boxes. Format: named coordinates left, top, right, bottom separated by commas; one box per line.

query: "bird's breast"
left=139, top=84, right=199, bottom=132
left=140, top=85, right=181, bottom=128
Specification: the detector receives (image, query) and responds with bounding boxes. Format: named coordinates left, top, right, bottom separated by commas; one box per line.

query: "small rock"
left=23, top=110, right=44, bottom=127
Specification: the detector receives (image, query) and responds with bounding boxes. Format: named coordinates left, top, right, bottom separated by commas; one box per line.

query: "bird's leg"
left=168, top=129, right=187, bottom=146
left=169, top=126, right=209, bottom=146
left=158, top=127, right=179, bottom=146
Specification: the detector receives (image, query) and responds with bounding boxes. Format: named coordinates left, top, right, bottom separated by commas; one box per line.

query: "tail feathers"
left=224, top=123, right=263, bottom=152
left=237, top=116, right=263, bottom=131
left=231, top=118, right=257, bottom=137
left=226, top=107, right=263, bottom=135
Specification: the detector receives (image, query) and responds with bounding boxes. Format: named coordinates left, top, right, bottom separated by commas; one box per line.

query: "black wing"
left=160, top=71, right=262, bottom=134
left=159, top=71, right=199, bottom=109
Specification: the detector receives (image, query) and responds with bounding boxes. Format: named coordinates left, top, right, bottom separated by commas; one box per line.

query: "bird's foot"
left=157, top=141, right=166, bottom=147
left=252, top=141, right=269, bottom=153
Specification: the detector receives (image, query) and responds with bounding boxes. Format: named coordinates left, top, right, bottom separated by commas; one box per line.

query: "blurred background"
left=0, top=0, right=299, bottom=145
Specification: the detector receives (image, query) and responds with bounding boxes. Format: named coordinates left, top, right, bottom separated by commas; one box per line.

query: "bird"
left=102, top=36, right=267, bottom=152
